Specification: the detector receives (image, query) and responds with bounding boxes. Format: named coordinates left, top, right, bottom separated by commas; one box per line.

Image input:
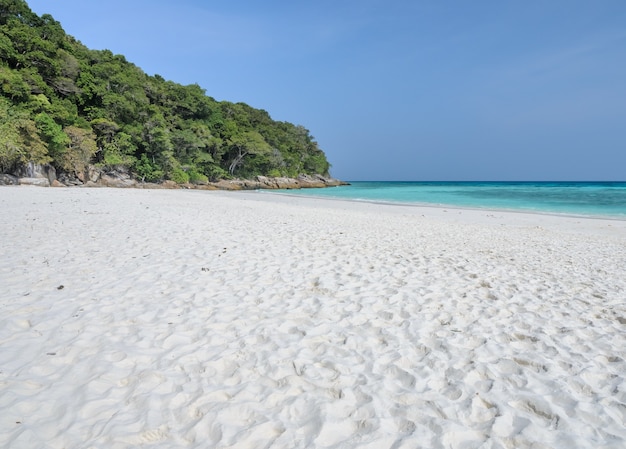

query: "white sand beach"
left=1, top=186, right=625, bottom=449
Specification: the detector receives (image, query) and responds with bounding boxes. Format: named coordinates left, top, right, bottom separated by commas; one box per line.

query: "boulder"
left=0, top=174, right=18, bottom=185
left=297, top=174, right=325, bottom=188
left=137, top=182, right=164, bottom=189
left=99, top=175, right=137, bottom=188
left=310, top=174, right=347, bottom=187
left=57, top=172, right=83, bottom=186
left=87, top=166, right=102, bottom=183
left=242, top=179, right=262, bottom=189
left=256, top=176, right=272, bottom=188
left=13, top=162, right=57, bottom=184
left=195, top=184, right=219, bottom=190
left=162, top=180, right=178, bottom=189
left=98, top=167, right=137, bottom=188
left=212, top=180, right=244, bottom=190
left=274, top=177, right=300, bottom=189
left=18, top=177, right=50, bottom=187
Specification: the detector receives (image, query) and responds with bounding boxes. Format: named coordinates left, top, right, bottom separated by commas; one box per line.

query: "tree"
left=34, top=111, right=68, bottom=161
left=0, top=1, right=33, bottom=26
left=0, top=65, right=30, bottom=100
left=226, top=130, right=271, bottom=176
left=61, top=125, right=96, bottom=178
left=134, top=153, right=163, bottom=182
left=0, top=97, right=50, bottom=172
left=90, top=118, right=135, bottom=167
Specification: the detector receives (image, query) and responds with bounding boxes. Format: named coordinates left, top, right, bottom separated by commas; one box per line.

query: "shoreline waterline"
left=264, top=189, right=626, bottom=222
left=271, top=180, right=626, bottom=219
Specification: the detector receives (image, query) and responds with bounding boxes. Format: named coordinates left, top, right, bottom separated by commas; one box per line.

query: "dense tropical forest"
left=0, top=0, right=331, bottom=184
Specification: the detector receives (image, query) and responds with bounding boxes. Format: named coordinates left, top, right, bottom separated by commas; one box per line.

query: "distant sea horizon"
left=273, top=181, right=626, bottom=218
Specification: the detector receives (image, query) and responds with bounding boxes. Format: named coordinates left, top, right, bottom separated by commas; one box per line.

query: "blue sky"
left=26, top=0, right=626, bottom=180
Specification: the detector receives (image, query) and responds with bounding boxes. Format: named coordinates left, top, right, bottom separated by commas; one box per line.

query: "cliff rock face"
left=8, top=163, right=58, bottom=187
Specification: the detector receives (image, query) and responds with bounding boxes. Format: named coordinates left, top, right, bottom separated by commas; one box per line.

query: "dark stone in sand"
left=0, top=174, right=18, bottom=185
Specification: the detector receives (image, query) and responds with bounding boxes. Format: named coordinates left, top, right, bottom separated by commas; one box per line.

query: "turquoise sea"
left=275, top=182, right=626, bottom=218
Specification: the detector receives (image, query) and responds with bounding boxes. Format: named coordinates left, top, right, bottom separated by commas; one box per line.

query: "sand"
left=1, top=186, right=625, bottom=449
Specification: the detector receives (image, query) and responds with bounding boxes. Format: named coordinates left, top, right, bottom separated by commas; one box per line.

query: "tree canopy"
left=0, top=0, right=331, bottom=182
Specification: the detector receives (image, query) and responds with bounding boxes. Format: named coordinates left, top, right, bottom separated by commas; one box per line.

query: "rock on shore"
left=0, top=163, right=347, bottom=190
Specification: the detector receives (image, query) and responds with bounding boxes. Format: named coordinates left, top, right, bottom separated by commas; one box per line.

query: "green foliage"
left=60, top=125, right=97, bottom=176
left=205, top=165, right=228, bottom=182
left=169, top=166, right=189, bottom=184
left=0, top=66, right=30, bottom=100
left=0, top=1, right=332, bottom=180
left=134, top=154, right=163, bottom=182
left=0, top=96, right=50, bottom=171
left=225, top=130, right=271, bottom=176
left=91, top=118, right=136, bottom=168
left=34, top=111, right=68, bottom=161
left=101, top=149, right=134, bottom=167
left=187, top=166, right=208, bottom=184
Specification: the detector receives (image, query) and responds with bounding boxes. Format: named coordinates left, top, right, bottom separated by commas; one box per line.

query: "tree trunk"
left=228, top=148, right=247, bottom=175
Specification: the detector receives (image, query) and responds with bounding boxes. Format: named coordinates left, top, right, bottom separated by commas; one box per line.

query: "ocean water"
left=274, top=181, right=626, bottom=218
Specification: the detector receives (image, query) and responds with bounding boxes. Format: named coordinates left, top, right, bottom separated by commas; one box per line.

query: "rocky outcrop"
left=298, top=174, right=345, bottom=188
left=18, top=177, right=50, bottom=187
left=2, top=163, right=347, bottom=190
left=13, top=162, right=57, bottom=184
left=98, top=168, right=138, bottom=188
left=9, top=162, right=58, bottom=186
left=57, top=172, right=83, bottom=186
left=0, top=174, right=18, bottom=185
left=201, top=175, right=348, bottom=191
left=253, top=174, right=345, bottom=189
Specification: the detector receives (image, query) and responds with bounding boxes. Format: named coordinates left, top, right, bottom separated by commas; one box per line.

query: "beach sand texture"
left=1, top=187, right=625, bottom=449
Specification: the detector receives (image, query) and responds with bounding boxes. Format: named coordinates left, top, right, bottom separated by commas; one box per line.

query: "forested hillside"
left=0, top=0, right=331, bottom=184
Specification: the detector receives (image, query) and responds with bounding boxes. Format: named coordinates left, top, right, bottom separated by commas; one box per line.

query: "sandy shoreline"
left=1, top=187, right=625, bottom=448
